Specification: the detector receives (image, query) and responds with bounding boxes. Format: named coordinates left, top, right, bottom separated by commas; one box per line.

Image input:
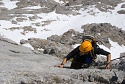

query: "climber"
left=55, top=41, right=111, bottom=69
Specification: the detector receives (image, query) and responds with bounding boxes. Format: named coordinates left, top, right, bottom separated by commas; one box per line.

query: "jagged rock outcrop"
left=47, top=29, right=82, bottom=45
left=48, top=23, right=125, bottom=49
left=118, top=52, right=125, bottom=71
left=82, top=23, right=125, bottom=48
left=20, top=37, right=72, bottom=58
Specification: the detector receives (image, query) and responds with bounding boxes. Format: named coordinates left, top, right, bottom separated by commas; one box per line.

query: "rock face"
left=20, top=37, right=72, bottom=58
left=1, top=36, right=125, bottom=84
left=82, top=23, right=125, bottom=48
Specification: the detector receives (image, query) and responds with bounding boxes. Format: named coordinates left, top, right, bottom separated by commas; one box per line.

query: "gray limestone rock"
left=1, top=37, right=125, bottom=84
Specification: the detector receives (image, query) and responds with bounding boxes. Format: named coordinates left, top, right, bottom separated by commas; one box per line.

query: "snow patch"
left=1, top=0, right=19, bottom=10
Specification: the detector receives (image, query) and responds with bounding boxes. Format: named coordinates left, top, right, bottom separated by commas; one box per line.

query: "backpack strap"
left=89, top=48, right=97, bottom=61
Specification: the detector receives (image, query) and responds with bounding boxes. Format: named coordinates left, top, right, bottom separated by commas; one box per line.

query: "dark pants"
left=70, top=61, right=93, bottom=69
left=70, top=61, right=83, bottom=69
